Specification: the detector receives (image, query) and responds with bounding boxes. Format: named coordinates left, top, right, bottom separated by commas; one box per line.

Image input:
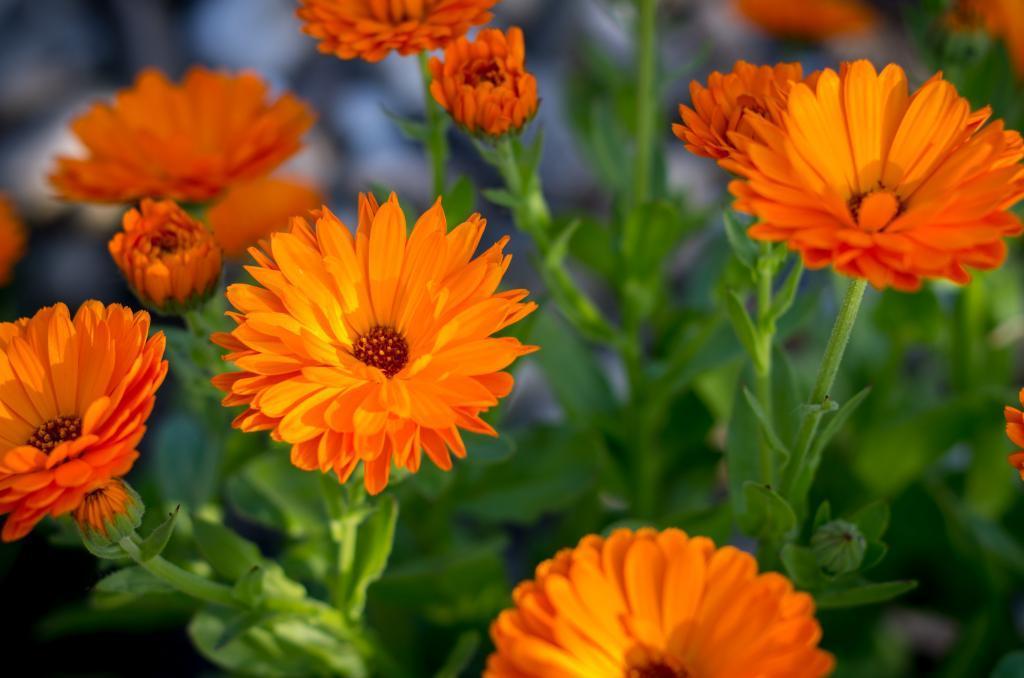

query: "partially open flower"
left=674, top=61, right=815, bottom=163
left=297, top=0, right=498, bottom=63
left=208, top=177, right=323, bottom=259
left=487, top=528, right=834, bottom=677
left=736, top=0, right=877, bottom=41
left=0, top=194, right=26, bottom=286
left=1005, top=388, right=1024, bottom=479
left=110, top=199, right=223, bottom=315
left=429, top=27, right=539, bottom=138
left=72, top=478, right=143, bottom=545
left=0, top=302, right=166, bottom=541
left=51, top=67, right=314, bottom=203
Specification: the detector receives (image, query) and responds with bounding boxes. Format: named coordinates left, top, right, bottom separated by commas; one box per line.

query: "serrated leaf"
left=193, top=518, right=263, bottom=581
left=815, top=580, right=917, bottom=609
left=95, top=566, right=174, bottom=595
left=138, top=506, right=179, bottom=562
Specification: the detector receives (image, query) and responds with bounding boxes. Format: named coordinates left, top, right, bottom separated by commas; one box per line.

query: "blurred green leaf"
left=815, top=580, right=917, bottom=609
left=154, top=413, right=216, bottom=509
left=529, top=309, right=615, bottom=419
left=738, top=482, right=797, bottom=541
left=95, top=566, right=175, bottom=596
left=343, top=496, right=398, bottom=620
left=443, top=175, right=476, bottom=225
left=726, top=383, right=762, bottom=523
left=992, top=651, right=1024, bottom=678
left=780, top=544, right=825, bottom=590
left=847, top=501, right=890, bottom=543
left=193, top=517, right=263, bottom=580
left=226, top=450, right=328, bottom=538
left=139, top=507, right=179, bottom=562
left=435, top=630, right=481, bottom=678
left=723, top=211, right=758, bottom=271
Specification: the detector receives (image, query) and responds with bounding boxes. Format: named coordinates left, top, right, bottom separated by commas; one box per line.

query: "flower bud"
left=73, top=478, right=144, bottom=552
left=811, top=519, right=866, bottom=574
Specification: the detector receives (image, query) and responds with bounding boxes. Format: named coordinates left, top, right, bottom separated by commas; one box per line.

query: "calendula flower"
left=51, top=67, right=314, bottom=204
left=297, top=0, right=498, bottom=63
left=72, top=478, right=143, bottom=543
left=1005, top=389, right=1024, bottom=479
left=487, top=528, right=834, bottom=678
left=429, top=26, right=539, bottom=138
left=726, top=60, right=1024, bottom=291
left=949, top=0, right=1024, bottom=80
left=109, top=199, right=223, bottom=314
left=736, top=0, right=877, bottom=41
left=213, top=193, right=537, bottom=495
left=208, top=177, right=323, bottom=258
left=674, top=61, right=815, bottom=162
left=0, top=194, right=26, bottom=286
left=0, top=302, right=167, bottom=541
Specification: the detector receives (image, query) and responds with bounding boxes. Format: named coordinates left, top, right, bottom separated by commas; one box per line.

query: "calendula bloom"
left=429, top=27, right=539, bottom=137
left=213, top=193, right=537, bottom=495
left=72, top=477, right=143, bottom=542
left=726, top=60, right=1024, bottom=291
left=487, top=528, right=834, bottom=678
left=208, top=177, right=323, bottom=258
left=1005, top=389, right=1024, bottom=480
left=736, top=0, right=877, bottom=41
left=109, top=199, right=223, bottom=314
left=51, top=67, right=314, bottom=203
left=674, top=61, right=814, bottom=162
left=949, top=0, right=1024, bottom=80
left=0, top=194, right=26, bottom=286
left=297, top=0, right=498, bottom=63
left=0, top=302, right=167, bottom=541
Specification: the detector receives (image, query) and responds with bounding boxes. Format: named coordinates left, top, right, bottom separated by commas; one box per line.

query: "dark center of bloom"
left=352, top=326, right=409, bottom=378
left=736, top=94, right=769, bottom=118
left=849, top=188, right=904, bottom=232
left=627, top=663, right=688, bottom=678
left=27, top=415, right=82, bottom=453
left=152, top=230, right=182, bottom=253
left=466, top=59, right=507, bottom=87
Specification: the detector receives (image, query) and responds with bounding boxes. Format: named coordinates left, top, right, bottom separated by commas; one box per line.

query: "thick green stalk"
left=754, top=246, right=776, bottom=486
left=632, top=0, right=658, bottom=208
left=419, top=51, right=449, bottom=198
left=782, top=278, right=868, bottom=503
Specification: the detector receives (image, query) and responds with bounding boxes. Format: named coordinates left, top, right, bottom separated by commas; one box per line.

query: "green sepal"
left=76, top=481, right=144, bottom=557
left=811, top=519, right=867, bottom=575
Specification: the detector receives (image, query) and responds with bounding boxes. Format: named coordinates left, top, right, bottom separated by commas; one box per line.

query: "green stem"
left=754, top=245, right=775, bottom=486
left=319, top=476, right=365, bottom=616
left=782, top=278, right=868, bottom=503
left=119, top=537, right=238, bottom=608
left=632, top=0, right=658, bottom=209
left=419, top=51, right=449, bottom=198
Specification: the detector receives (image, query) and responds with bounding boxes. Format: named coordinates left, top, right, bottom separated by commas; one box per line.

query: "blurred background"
left=2, top=0, right=1024, bottom=675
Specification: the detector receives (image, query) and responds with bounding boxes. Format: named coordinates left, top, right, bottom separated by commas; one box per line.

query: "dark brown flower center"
left=627, top=663, right=687, bottom=678
left=466, top=59, right=507, bottom=87
left=352, top=326, right=409, bottom=378
left=27, top=415, right=82, bottom=452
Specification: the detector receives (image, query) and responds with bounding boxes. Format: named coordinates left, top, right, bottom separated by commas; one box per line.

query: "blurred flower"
left=213, top=193, right=537, bottom=495
left=0, top=302, right=167, bottom=541
left=1004, top=388, right=1024, bottom=479
left=736, top=0, right=877, bottom=41
left=949, top=0, right=1024, bottom=80
left=72, top=478, right=143, bottom=543
left=208, top=176, right=323, bottom=258
left=429, top=27, right=539, bottom=138
left=674, top=61, right=814, bottom=162
left=50, top=67, right=314, bottom=204
left=297, top=0, right=498, bottom=63
left=486, top=527, right=834, bottom=677
left=727, top=60, right=1024, bottom=291
left=109, top=199, right=223, bottom=315
left=0, top=194, right=26, bottom=287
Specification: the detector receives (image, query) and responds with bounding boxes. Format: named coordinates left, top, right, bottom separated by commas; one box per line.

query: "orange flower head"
left=0, top=302, right=167, bottom=541
left=1005, top=388, right=1024, bottom=480
left=50, top=67, right=314, bottom=204
left=736, top=0, right=877, bottom=41
left=949, top=0, right=1024, bottom=80
left=209, top=177, right=324, bottom=259
left=110, top=199, right=223, bottom=315
left=72, top=477, right=143, bottom=542
left=297, top=0, right=498, bottom=63
left=727, top=60, right=1024, bottom=291
left=486, top=527, right=834, bottom=678
left=674, top=61, right=814, bottom=162
left=429, top=27, right=539, bottom=138
left=213, top=193, right=538, bottom=495
left=0, top=194, right=26, bottom=286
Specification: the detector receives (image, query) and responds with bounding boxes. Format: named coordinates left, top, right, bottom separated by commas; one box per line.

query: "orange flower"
left=0, top=194, right=26, bottom=286
left=736, top=0, right=877, bottom=41
left=213, top=193, right=537, bottom=495
left=208, top=177, right=323, bottom=258
left=297, top=0, right=498, bottom=63
left=949, top=0, right=1024, bottom=80
left=0, top=302, right=167, bottom=541
left=110, top=199, right=223, bottom=314
left=726, top=60, right=1024, bottom=291
left=72, top=478, right=143, bottom=541
left=1005, top=389, right=1024, bottom=480
left=487, top=528, right=834, bottom=678
left=50, top=67, right=314, bottom=204
left=429, top=27, right=539, bottom=137
left=674, top=61, right=814, bottom=162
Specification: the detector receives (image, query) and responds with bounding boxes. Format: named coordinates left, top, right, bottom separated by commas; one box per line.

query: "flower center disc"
left=352, top=326, right=409, bottom=378
left=851, top=189, right=903, bottom=232
left=466, top=59, right=507, bottom=87
left=27, top=415, right=82, bottom=452
left=627, top=663, right=688, bottom=678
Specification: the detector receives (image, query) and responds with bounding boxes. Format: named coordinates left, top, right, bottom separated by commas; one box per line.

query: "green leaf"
left=809, top=386, right=872, bottom=464
left=780, top=544, right=824, bottom=590
left=481, top=188, right=519, bottom=209
left=154, top=413, right=215, bottom=509
left=738, top=482, right=797, bottom=541
left=991, top=651, right=1024, bottom=678
left=847, top=500, right=890, bottom=542
left=723, top=212, right=759, bottom=270
left=226, top=450, right=328, bottom=538
left=383, top=107, right=428, bottom=142
left=529, top=309, right=615, bottom=419
left=193, top=517, right=263, bottom=581
left=815, top=580, right=917, bottom=609
left=742, top=386, right=789, bottom=461
left=767, top=259, right=804, bottom=324
left=725, top=290, right=762, bottom=366
left=725, top=384, right=762, bottom=523
left=435, top=630, right=481, bottom=678
left=95, top=566, right=174, bottom=596
left=812, top=501, right=832, bottom=532
left=138, top=506, right=179, bottom=562
left=443, top=175, right=476, bottom=225
left=343, top=496, right=398, bottom=619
